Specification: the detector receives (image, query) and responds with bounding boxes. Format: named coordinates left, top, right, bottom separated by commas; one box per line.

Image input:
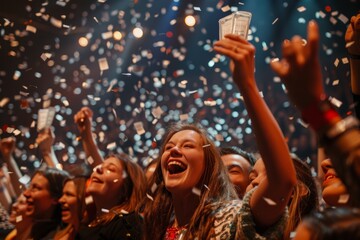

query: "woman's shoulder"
left=101, top=211, right=143, bottom=239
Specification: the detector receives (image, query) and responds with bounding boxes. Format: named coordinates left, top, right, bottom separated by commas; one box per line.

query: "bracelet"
left=301, top=96, right=340, bottom=132
left=349, top=54, right=360, bottom=60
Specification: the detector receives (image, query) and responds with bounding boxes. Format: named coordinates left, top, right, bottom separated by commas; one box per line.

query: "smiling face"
left=9, top=193, right=30, bottom=225
left=23, top=173, right=57, bottom=220
left=59, top=180, right=79, bottom=226
left=221, top=154, right=252, bottom=198
left=87, top=157, right=125, bottom=203
left=320, top=158, right=348, bottom=206
left=161, top=129, right=205, bottom=195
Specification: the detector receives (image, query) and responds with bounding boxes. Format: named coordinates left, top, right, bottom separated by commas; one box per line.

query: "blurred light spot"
left=185, top=15, right=196, bottom=27
left=78, top=37, right=88, bottom=47
left=133, top=27, right=144, bottom=38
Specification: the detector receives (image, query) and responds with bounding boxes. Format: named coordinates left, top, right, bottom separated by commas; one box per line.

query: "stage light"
left=78, top=37, right=88, bottom=47
left=113, top=31, right=122, bottom=40
left=184, top=15, right=196, bottom=27
left=133, top=27, right=144, bottom=38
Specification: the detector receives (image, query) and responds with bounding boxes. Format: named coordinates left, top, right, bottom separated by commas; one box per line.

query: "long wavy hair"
left=54, top=176, right=89, bottom=240
left=90, top=153, right=146, bottom=226
left=140, top=123, right=238, bottom=240
left=284, top=154, right=319, bottom=240
left=30, top=167, right=70, bottom=239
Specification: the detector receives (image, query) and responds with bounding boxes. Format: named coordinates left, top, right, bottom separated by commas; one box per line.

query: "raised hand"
left=270, top=21, right=324, bottom=110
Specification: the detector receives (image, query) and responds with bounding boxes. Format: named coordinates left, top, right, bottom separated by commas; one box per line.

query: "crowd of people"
left=0, top=12, right=359, bottom=240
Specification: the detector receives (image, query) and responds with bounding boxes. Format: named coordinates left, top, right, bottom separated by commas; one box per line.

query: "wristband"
left=349, top=54, right=360, bottom=60
left=301, top=97, right=340, bottom=132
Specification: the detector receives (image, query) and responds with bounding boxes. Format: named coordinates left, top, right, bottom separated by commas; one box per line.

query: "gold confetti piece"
left=40, top=53, right=52, bottom=61
left=317, top=11, right=326, bottom=18
left=202, top=144, right=210, bottom=148
left=93, top=17, right=99, bottom=23
left=329, top=97, right=342, bottom=108
left=87, top=156, right=94, bottom=165
left=113, top=179, right=119, bottom=183
left=332, top=80, right=339, bottom=86
left=50, top=17, right=62, bottom=28
left=120, top=209, right=129, bottom=214
left=194, top=6, right=201, bottom=11
left=146, top=193, right=154, bottom=201
left=297, top=6, right=306, bottom=12
left=334, top=58, right=339, bottom=67
left=221, top=5, right=231, bottom=12
left=98, top=58, right=109, bottom=71
left=204, top=184, right=210, bottom=191
left=26, top=25, right=37, bottom=33
left=263, top=197, right=277, bottom=206
left=338, top=194, right=350, bottom=204
left=122, top=171, right=128, bottom=179
left=134, top=122, right=145, bottom=135
left=85, top=195, right=94, bottom=205
left=0, top=98, right=10, bottom=107
left=16, top=215, right=23, bottom=223
left=179, top=114, right=189, bottom=121
left=341, top=58, right=349, bottom=64
left=329, top=17, right=337, bottom=25
left=3, top=18, right=10, bottom=26
left=192, top=187, right=201, bottom=196
left=346, top=41, right=355, bottom=48
left=338, top=14, right=348, bottom=24
left=215, top=134, right=224, bottom=141
left=106, top=142, right=116, bottom=150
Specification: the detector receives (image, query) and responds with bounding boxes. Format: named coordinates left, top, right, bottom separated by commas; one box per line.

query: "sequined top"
left=164, top=188, right=288, bottom=240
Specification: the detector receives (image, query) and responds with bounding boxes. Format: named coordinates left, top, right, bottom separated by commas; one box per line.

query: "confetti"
left=297, top=6, right=306, bottom=12
left=85, top=195, right=94, bottom=205
left=337, top=194, right=350, bottom=204
left=16, top=215, right=23, bottom=223
left=263, top=197, right=277, bottom=206
left=192, top=187, right=201, bottom=196
left=146, top=193, right=154, bottom=201
left=98, top=58, right=109, bottom=71
left=26, top=25, right=37, bottom=33
left=101, top=208, right=109, bottom=213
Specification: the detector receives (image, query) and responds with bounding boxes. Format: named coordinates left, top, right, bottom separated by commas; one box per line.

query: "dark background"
left=0, top=0, right=359, bottom=175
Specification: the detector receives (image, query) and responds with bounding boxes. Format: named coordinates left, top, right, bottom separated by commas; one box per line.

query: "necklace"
left=165, top=225, right=188, bottom=240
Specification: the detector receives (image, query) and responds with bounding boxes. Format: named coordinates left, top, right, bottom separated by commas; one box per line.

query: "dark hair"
left=284, top=154, right=319, bottom=239
left=219, top=146, right=257, bottom=166
left=141, top=123, right=238, bottom=240
left=31, top=167, right=70, bottom=239
left=91, top=153, right=146, bottom=226
left=301, top=207, right=360, bottom=240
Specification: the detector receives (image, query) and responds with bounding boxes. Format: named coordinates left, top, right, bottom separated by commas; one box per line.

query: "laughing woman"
left=76, top=153, right=146, bottom=240
left=54, top=176, right=89, bottom=240
left=140, top=32, right=297, bottom=239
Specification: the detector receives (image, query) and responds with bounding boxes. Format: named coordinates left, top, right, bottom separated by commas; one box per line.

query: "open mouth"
left=91, top=176, right=102, bottom=183
left=167, top=161, right=187, bottom=174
